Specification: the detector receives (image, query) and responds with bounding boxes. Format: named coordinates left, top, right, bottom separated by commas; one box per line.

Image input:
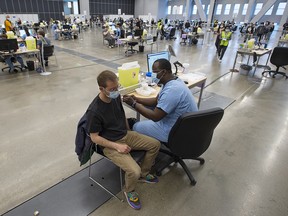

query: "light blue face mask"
left=152, top=70, right=165, bottom=84
left=108, top=90, right=120, bottom=99
left=152, top=72, right=160, bottom=84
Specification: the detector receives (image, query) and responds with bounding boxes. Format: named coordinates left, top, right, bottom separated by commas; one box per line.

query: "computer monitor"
left=134, top=29, right=143, bottom=37
left=147, top=51, right=170, bottom=72
left=0, top=39, right=19, bottom=52
left=19, top=30, right=26, bottom=38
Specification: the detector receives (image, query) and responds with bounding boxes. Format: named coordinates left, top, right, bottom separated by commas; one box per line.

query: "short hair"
left=37, top=29, right=45, bottom=37
left=97, top=70, right=118, bottom=88
left=153, top=59, right=172, bottom=73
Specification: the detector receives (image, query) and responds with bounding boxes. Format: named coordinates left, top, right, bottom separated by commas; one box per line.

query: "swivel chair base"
left=262, top=69, right=288, bottom=79
left=2, top=65, right=23, bottom=73
left=125, top=49, right=138, bottom=54
left=154, top=146, right=205, bottom=186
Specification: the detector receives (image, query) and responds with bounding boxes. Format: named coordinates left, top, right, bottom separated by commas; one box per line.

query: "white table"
left=123, top=72, right=207, bottom=120
left=231, top=48, right=272, bottom=76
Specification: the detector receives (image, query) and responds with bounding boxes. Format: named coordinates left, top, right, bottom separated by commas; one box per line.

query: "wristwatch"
left=132, top=101, right=137, bottom=108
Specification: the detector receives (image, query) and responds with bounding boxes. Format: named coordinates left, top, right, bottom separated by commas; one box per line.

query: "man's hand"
left=115, top=143, right=131, bottom=154
left=123, top=95, right=136, bottom=106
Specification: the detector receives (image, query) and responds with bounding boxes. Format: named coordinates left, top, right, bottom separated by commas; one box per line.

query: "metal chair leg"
left=88, top=144, right=123, bottom=202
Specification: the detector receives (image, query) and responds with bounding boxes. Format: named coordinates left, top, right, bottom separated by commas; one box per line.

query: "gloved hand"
left=123, top=95, right=136, bottom=106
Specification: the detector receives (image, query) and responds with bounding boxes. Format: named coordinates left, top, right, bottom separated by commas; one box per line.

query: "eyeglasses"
left=104, top=84, right=121, bottom=92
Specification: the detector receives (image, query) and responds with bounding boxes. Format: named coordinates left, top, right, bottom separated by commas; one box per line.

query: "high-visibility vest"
left=220, top=31, right=232, bottom=46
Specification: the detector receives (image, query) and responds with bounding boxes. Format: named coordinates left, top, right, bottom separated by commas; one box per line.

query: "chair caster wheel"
left=191, top=180, right=197, bottom=186
left=200, top=159, right=205, bottom=165
left=156, top=171, right=162, bottom=176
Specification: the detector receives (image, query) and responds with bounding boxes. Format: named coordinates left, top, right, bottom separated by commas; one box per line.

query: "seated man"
left=36, top=30, right=51, bottom=66
left=123, top=59, right=198, bottom=143
left=0, top=33, right=27, bottom=73
left=87, top=70, right=160, bottom=210
left=103, top=26, right=115, bottom=48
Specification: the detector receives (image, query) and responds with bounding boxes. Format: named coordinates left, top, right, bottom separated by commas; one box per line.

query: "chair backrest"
left=270, top=47, right=288, bottom=68
left=167, top=107, right=224, bottom=159
left=120, top=29, right=125, bottom=38
left=170, top=28, right=176, bottom=37
left=44, top=45, right=54, bottom=57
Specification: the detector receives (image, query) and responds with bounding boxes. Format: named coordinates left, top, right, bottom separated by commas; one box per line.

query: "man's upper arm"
left=157, top=88, right=179, bottom=114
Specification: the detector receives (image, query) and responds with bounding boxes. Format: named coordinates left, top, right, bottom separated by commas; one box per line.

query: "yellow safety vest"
left=220, top=31, right=232, bottom=46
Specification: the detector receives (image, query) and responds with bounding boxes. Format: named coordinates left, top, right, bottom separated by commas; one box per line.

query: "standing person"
left=215, top=23, right=225, bottom=53
left=87, top=70, right=160, bottom=210
left=36, top=30, right=51, bottom=67
left=156, top=19, right=162, bottom=38
left=4, top=15, right=14, bottom=32
left=255, top=22, right=266, bottom=44
left=217, top=27, right=232, bottom=63
left=51, top=21, right=59, bottom=40
left=123, top=59, right=198, bottom=143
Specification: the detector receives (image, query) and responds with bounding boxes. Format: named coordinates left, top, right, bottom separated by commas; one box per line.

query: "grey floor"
left=0, top=27, right=288, bottom=216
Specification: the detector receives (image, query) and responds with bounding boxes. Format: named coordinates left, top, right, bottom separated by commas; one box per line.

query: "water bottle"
left=146, top=72, right=152, bottom=85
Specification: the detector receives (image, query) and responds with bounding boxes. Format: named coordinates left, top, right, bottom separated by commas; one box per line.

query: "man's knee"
left=126, top=165, right=141, bottom=180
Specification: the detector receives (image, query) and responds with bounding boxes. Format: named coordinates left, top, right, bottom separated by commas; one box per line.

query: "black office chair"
left=120, top=29, right=125, bottom=38
left=167, top=28, right=177, bottom=40
left=43, top=45, right=58, bottom=67
left=180, top=32, right=187, bottom=45
left=154, top=107, right=224, bottom=185
left=0, top=56, right=23, bottom=73
left=125, top=32, right=138, bottom=54
left=262, top=47, right=288, bottom=79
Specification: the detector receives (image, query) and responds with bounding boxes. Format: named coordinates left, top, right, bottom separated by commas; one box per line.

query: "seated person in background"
left=87, top=70, right=160, bottom=210
left=165, top=24, right=173, bottom=40
left=115, top=23, right=121, bottom=38
left=103, top=26, right=115, bottom=48
left=0, top=34, right=27, bottom=73
left=123, top=59, right=198, bottom=143
left=36, top=30, right=51, bottom=66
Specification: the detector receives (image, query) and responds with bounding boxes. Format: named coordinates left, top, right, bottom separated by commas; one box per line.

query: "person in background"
left=87, top=70, right=160, bottom=210
left=4, top=15, right=14, bottom=33
left=51, top=21, right=59, bottom=40
left=255, top=22, right=266, bottom=44
left=103, top=26, right=115, bottom=48
left=123, top=59, right=198, bottom=143
left=0, top=33, right=27, bottom=73
left=217, top=26, right=232, bottom=63
left=19, top=26, right=31, bottom=40
left=36, top=30, right=51, bottom=66
left=115, top=23, right=121, bottom=38
left=215, top=23, right=225, bottom=53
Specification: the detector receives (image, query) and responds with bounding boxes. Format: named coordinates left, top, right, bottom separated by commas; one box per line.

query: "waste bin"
left=139, top=45, right=145, bottom=52
left=26, top=61, right=35, bottom=71
left=239, top=64, right=252, bottom=76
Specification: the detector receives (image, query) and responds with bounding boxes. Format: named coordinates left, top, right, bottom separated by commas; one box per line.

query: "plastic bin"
left=139, top=45, right=144, bottom=52
left=239, top=64, right=252, bottom=76
left=26, top=61, right=35, bottom=71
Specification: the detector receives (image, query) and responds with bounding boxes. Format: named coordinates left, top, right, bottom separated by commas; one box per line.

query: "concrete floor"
left=0, top=27, right=288, bottom=216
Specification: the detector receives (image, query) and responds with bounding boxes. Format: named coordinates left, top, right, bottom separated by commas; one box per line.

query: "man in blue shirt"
left=123, top=59, right=198, bottom=143
left=36, top=30, right=51, bottom=66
